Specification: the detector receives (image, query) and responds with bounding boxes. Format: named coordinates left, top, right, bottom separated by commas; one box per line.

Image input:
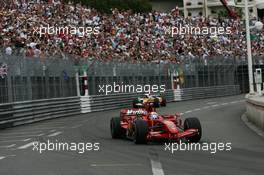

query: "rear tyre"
left=111, top=117, right=125, bottom=139
left=184, top=117, right=202, bottom=143
left=161, top=98, right=167, bottom=107
left=134, top=120, right=148, bottom=144
left=154, top=98, right=160, bottom=108
left=133, top=99, right=139, bottom=108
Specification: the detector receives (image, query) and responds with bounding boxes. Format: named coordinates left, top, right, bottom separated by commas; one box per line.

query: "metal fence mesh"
left=0, top=55, right=263, bottom=103
left=79, top=58, right=263, bottom=95
left=0, top=56, right=77, bottom=103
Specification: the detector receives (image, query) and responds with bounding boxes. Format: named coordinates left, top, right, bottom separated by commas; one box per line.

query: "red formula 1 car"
left=110, top=103, right=202, bottom=144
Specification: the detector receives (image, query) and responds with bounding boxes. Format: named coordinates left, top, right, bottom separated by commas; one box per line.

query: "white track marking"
left=0, top=133, right=44, bottom=140
left=33, top=127, right=65, bottom=130
left=36, top=122, right=67, bottom=125
left=9, top=127, right=65, bottom=132
left=0, top=155, right=16, bottom=160
left=47, top=131, right=62, bottom=137
left=17, top=141, right=38, bottom=150
left=206, top=101, right=217, bottom=105
left=90, top=163, right=142, bottom=167
left=151, top=160, right=165, bottom=175
left=71, top=124, right=83, bottom=129
left=23, top=138, right=32, bottom=141
left=0, top=138, right=31, bottom=143
left=0, top=131, right=43, bottom=136
left=0, top=144, right=16, bottom=148
left=183, top=99, right=243, bottom=115
left=193, top=108, right=201, bottom=111
left=185, top=110, right=192, bottom=113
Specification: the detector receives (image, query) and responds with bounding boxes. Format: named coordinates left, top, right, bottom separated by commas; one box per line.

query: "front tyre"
left=134, top=120, right=148, bottom=144
left=111, top=117, right=125, bottom=139
left=184, top=117, right=202, bottom=143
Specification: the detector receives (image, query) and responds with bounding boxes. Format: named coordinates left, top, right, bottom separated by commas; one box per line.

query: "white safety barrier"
left=246, top=95, right=264, bottom=131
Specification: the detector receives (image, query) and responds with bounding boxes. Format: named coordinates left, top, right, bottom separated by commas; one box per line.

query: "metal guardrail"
left=163, top=89, right=175, bottom=103
left=81, top=90, right=174, bottom=113
left=81, top=89, right=176, bottom=113
left=80, top=85, right=240, bottom=113
left=173, top=85, right=240, bottom=101
left=0, top=97, right=81, bottom=128
left=0, top=85, right=241, bottom=128
left=81, top=92, right=144, bottom=113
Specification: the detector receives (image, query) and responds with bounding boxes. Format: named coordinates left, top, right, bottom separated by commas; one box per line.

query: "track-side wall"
left=246, top=95, right=264, bottom=131
left=80, top=85, right=240, bottom=113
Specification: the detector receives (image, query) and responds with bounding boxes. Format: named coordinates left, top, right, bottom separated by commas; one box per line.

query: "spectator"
left=25, top=46, right=34, bottom=58
left=0, top=0, right=263, bottom=63
left=5, top=46, right=12, bottom=56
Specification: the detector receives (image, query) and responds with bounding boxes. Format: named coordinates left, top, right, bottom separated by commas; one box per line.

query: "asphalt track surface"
left=0, top=95, right=264, bottom=175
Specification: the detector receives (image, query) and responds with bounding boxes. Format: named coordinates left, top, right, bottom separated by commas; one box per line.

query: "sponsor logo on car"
left=126, top=109, right=147, bottom=115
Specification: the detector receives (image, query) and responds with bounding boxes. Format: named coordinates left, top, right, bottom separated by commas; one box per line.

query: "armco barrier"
left=246, top=95, right=264, bottom=131
left=0, top=85, right=240, bottom=128
left=0, top=103, right=14, bottom=128
left=164, top=90, right=174, bottom=102
left=0, top=97, right=80, bottom=128
left=81, top=92, right=143, bottom=113
left=174, top=85, right=240, bottom=101
left=81, top=86, right=240, bottom=113
left=81, top=90, right=174, bottom=113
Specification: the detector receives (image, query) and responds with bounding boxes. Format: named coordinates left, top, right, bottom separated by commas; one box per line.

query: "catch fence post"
left=75, top=71, right=80, bottom=96
left=83, top=70, right=89, bottom=96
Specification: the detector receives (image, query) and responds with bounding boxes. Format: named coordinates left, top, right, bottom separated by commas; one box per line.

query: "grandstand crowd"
left=0, top=0, right=263, bottom=63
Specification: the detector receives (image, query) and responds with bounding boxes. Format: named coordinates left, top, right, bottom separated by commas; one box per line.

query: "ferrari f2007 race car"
left=110, top=103, right=201, bottom=144
left=132, top=93, right=166, bottom=108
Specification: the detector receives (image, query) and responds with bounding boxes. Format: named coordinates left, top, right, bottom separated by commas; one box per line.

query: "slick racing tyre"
left=134, top=120, right=148, bottom=144
left=184, top=117, right=202, bottom=143
left=161, top=98, right=166, bottom=107
left=133, top=99, right=140, bottom=108
left=110, top=117, right=125, bottom=139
